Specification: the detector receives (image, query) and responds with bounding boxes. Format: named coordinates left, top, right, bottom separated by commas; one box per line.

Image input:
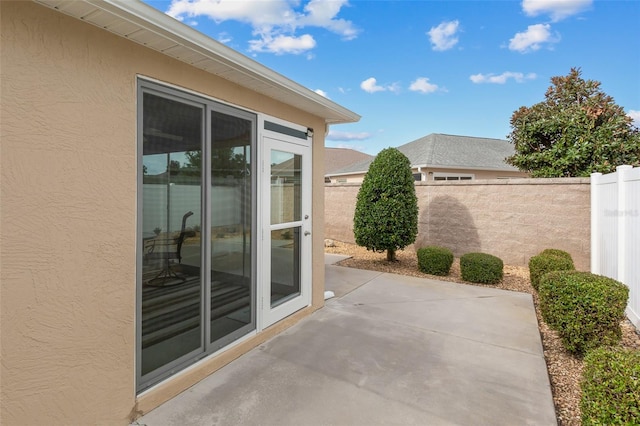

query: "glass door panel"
left=209, top=111, right=254, bottom=347
left=270, top=150, right=302, bottom=307
left=270, top=227, right=300, bottom=307
left=141, top=92, right=203, bottom=378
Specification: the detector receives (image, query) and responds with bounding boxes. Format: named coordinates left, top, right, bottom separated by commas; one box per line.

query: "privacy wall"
left=325, top=178, right=591, bottom=270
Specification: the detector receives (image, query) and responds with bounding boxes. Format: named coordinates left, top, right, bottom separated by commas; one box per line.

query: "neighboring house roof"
left=328, top=133, right=519, bottom=175
left=34, top=0, right=360, bottom=125
left=325, top=148, right=374, bottom=175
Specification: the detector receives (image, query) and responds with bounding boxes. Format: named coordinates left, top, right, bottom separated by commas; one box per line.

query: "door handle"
left=304, top=231, right=311, bottom=236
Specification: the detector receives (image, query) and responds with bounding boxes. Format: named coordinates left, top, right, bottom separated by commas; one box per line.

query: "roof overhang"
left=33, top=0, right=360, bottom=125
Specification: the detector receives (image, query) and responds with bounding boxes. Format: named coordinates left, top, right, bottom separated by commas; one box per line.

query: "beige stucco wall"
left=1, top=2, right=326, bottom=424
left=325, top=178, right=591, bottom=270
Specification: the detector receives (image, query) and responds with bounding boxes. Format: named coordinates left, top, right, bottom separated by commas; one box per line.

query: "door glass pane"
left=270, top=151, right=301, bottom=225
left=270, top=227, right=301, bottom=307
left=210, top=112, right=253, bottom=344
left=141, top=93, right=203, bottom=376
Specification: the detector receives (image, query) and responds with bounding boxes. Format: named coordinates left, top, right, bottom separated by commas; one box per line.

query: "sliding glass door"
left=208, top=111, right=253, bottom=349
left=137, top=81, right=255, bottom=391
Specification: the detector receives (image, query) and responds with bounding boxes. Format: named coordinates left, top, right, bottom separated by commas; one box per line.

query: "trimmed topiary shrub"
left=353, top=147, right=418, bottom=261
left=417, top=246, right=454, bottom=276
left=528, top=251, right=575, bottom=291
left=460, top=252, right=503, bottom=284
left=539, top=271, right=629, bottom=355
left=581, top=347, right=640, bottom=425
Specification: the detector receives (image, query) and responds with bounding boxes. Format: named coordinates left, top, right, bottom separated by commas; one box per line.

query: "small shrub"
left=417, top=246, right=454, bottom=276
left=539, top=248, right=573, bottom=261
left=539, top=271, right=629, bottom=355
left=528, top=251, right=575, bottom=291
left=460, top=252, right=503, bottom=284
left=581, top=347, right=640, bottom=425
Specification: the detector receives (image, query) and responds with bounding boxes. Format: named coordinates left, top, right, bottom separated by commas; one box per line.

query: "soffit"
left=33, top=0, right=360, bottom=125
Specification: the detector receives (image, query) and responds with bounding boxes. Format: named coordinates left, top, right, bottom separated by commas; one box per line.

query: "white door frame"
left=258, top=118, right=312, bottom=329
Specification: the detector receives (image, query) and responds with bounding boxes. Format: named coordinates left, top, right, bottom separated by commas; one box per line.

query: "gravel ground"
left=325, top=241, right=640, bottom=426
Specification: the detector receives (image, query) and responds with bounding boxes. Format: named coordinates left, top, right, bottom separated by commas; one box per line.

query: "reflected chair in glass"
left=144, top=211, right=194, bottom=285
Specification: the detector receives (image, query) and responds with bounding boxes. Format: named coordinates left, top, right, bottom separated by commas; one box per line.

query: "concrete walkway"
left=138, top=256, right=557, bottom=426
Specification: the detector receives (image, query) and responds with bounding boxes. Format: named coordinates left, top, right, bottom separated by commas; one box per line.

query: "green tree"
left=506, top=68, right=640, bottom=177
left=353, top=148, right=418, bottom=261
left=184, top=148, right=248, bottom=178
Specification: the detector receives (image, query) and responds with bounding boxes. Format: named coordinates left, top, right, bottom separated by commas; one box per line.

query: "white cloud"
left=166, top=0, right=358, bottom=55
left=509, top=24, right=559, bottom=53
left=327, top=131, right=372, bottom=141
left=300, top=0, right=359, bottom=40
left=249, top=33, right=316, bottom=55
left=387, top=82, right=402, bottom=94
left=217, top=32, right=232, bottom=44
left=360, top=77, right=384, bottom=93
left=428, top=20, right=460, bottom=51
left=628, top=110, right=640, bottom=128
left=360, top=77, right=400, bottom=94
left=470, top=72, right=537, bottom=84
left=522, top=0, right=592, bottom=22
left=409, top=77, right=439, bottom=94
left=314, top=89, right=329, bottom=98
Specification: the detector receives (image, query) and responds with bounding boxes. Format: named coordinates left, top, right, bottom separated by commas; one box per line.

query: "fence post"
left=590, top=172, right=602, bottom=275
left=617, top=165, right=632, bottom=286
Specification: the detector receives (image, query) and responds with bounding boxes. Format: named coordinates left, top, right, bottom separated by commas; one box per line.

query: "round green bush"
left=417, top=246, right=454, bottom=276
left=528, top=252, right=575, bottom=291
left=539, top=271, right=629, bottom=355
left=539, top=248, right=573, bottom=261
left=581, top=347, right=640, bottom=425
left=460, top=252, right=503, bottom=284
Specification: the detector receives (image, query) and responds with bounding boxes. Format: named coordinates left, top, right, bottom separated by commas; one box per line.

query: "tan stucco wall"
left=1, top=2, right=326, bottom=424
left=325, top=178, right=591, bottom=270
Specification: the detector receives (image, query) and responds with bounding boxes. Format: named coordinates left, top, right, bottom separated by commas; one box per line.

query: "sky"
left=143, top=0, right=640, bottom=155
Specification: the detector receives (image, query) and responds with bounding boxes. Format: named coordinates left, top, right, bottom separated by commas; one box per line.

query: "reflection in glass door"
left=140, top=92, right=204, bottom=379
left=270, top=151, right=302, bottom=307
left=209, top=111, right=254, bottom=349
left=262, top=136, right=311, bottom=327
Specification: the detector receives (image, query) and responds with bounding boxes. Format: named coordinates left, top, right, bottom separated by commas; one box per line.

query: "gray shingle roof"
left=328, top=133, right=519, bottom=175
left=325, top=148, right=374, bottom=174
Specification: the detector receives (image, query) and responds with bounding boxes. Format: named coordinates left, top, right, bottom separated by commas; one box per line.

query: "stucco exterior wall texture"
left=1, top=2, right=326, bottom=425
left=325, top=178, right=591, bottom=270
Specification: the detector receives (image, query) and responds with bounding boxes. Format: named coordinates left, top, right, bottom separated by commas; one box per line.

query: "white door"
left=261, top=135, right=312, bottom=327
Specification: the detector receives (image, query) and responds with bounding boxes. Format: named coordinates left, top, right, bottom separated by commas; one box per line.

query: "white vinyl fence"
left=591, top=165, right=640, bottom=328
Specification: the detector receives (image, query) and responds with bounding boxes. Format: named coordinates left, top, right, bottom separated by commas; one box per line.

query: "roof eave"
left=34, top=0, right=360, bottom=125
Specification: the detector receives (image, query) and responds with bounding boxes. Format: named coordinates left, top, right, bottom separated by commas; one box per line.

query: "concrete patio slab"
left=137, top=262, right=557, bottom=426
